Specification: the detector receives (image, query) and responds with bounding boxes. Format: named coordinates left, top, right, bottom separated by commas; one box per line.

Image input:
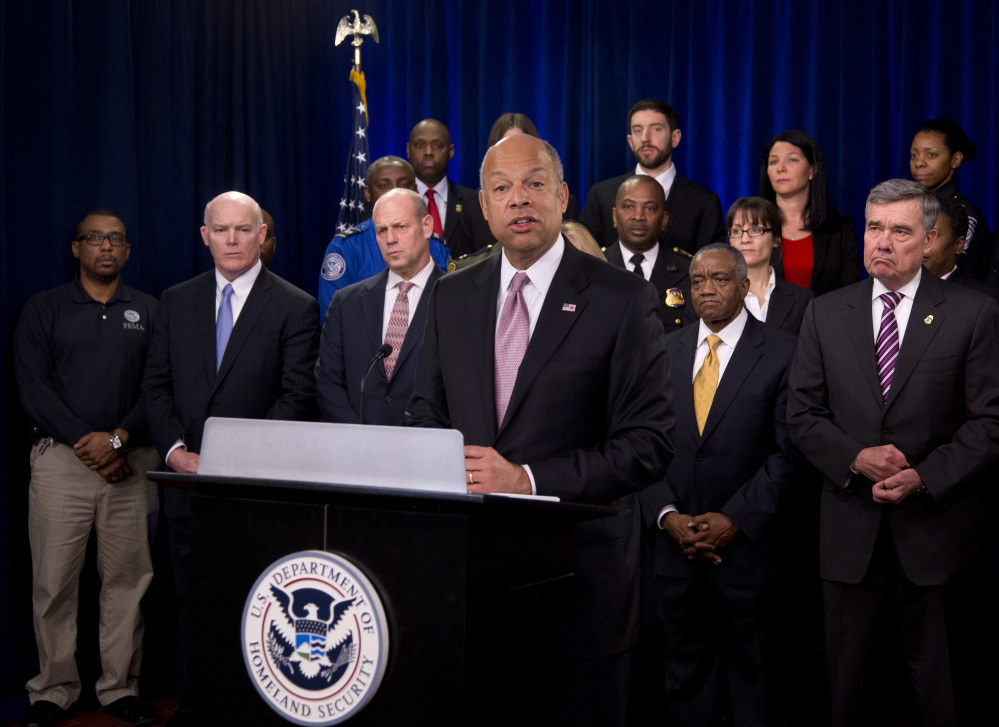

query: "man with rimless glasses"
left=13, top=210, right=161, bottom=727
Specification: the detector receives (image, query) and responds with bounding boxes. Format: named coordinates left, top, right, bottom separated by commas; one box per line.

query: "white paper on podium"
left=197, top=417, right=466, bottom=494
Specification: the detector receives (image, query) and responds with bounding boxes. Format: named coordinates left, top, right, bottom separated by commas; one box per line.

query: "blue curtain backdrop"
left=2, top=0, right=996, bottom=707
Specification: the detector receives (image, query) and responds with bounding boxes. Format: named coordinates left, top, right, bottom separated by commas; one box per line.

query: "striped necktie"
left=876, top=291, right=902, bottom=402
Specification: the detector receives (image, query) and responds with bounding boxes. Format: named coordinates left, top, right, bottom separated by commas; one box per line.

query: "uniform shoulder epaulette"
left=447, top=244, right=497, bottom=273
left=334, top=226, right=363, bottom=240
left=672, top=246, right=693, bottom=259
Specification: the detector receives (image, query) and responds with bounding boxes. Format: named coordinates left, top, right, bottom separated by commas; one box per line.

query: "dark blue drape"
left=2, top=0, right=996, bottom=708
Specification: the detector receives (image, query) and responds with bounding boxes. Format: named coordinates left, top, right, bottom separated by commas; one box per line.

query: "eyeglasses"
left=77, top=233, right=128, bottom=247
left=727, top=226, right=772, bottom=239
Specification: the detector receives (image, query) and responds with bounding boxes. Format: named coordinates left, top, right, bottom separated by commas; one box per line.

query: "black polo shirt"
left=13, top=277, right=158, bottom=446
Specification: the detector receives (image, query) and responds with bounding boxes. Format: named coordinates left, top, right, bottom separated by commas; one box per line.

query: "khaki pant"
left=26, top=441, right=159, bottom=709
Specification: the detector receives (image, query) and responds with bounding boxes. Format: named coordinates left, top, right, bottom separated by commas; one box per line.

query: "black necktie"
left=630, top=253, right=645, bottom=278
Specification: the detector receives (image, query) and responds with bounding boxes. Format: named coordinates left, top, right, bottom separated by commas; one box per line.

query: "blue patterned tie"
left=216, top=283, right=234, bottom=371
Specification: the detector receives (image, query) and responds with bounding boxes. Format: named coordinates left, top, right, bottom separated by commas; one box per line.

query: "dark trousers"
left=520, top=649, right=632, bottom=727
left=166, top=515, right=190, bottom=704
left=656, top=572, right=789, bottom=727
left=823, top=519, right=989, bottom=727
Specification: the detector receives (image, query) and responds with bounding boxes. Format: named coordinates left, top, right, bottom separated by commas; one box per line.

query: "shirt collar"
left=636, top=163, right=677, bottom=194
left=215, top=259, right=263, bottom=298
left=872, top=268, right=922, bottom=301
left=416, top=176, right=449, bottom=203
left=697, top=306, right=749, bottom=349
left=618, top=240, right=659, bottom=267
left=70, top=275, right=130, bottom=304
left=386, top=258, right=435, bottom=291
left=499, top=234, right=565, bottom=299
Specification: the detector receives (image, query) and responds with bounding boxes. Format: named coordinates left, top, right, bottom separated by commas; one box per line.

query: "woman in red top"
left=758, top=129, right=860, bottom=295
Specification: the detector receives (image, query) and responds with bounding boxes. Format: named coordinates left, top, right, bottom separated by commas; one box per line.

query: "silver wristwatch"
left=109, top=431, right=123, bottom=451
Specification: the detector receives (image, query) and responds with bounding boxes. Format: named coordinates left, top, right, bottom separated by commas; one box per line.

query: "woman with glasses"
left=759, top=129, right=860, bottom=295
left=727, top=197, right=813, bottom=336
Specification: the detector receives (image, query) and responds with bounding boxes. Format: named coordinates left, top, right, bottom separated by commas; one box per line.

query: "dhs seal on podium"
left=241, top=550, right=389, bottom=725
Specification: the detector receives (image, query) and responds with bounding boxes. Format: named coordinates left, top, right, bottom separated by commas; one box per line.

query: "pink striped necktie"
left=876, top=291, right=902, bottom=402
left=383, top=281, right=414, bottom=379
left=495, top=272, right=530, bottom=426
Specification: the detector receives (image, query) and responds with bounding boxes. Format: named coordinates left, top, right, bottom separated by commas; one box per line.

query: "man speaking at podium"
left=315, top=188, right=443, bottom=425
left=406, top=134, right=673, bottom=726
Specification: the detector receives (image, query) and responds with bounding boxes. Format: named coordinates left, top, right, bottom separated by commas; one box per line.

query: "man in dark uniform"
left=13, top=209, right=161, bottom=727
left=602, top=175, right=696, bottom=333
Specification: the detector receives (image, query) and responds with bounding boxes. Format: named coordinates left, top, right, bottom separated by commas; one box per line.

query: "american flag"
left=336, top=69, right=371, bottom=233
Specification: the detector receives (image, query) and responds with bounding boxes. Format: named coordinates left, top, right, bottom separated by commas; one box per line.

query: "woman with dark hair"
left=487, top=112, right=540, bottom=148
left=484, top=112, right=578, bottom=219
left=759, top=129, right=860, bottom=295
left=910, top=118, right=993, bottom=281
left=726, top=197, right=813, bottom=336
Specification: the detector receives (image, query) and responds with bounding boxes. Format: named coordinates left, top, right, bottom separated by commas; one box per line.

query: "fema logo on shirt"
left=122, top=309, right=144, bottom=330
left=241, top=550, right=389, bottom=725
left=321, top=253, right=347, bottom=281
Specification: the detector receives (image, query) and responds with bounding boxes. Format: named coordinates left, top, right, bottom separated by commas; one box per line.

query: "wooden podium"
left=152, top=471, right=612, bottom=726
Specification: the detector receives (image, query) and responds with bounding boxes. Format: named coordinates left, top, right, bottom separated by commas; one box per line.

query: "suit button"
left=674, top=318, right=682, bottom=325
left=385, top=396, right=392, bottom=403
left=696, top=453, right=704, bottom=461
left=881, top=429, right=890, bottom=438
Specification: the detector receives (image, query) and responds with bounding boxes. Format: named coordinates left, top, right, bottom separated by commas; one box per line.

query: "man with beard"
left=13, top=210, right=161, bottom=727
left=604, top=175, right=696, bottom=333
left=581, top=98, right=724, bottom=253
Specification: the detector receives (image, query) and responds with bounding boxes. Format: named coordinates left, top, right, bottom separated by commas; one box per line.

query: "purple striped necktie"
left=876, top=291, right=902, bottom=402
left=495, top=272, right=530, bottom=426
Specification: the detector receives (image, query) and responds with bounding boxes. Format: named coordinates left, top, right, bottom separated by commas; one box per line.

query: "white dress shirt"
left=416, top=177, right=449, bottom=232
left=617, top=241, right=659, bottom=279
left=636, top=163, right=678, bottom=202
left=494, top=235, right=566, bottom=494
left=381, top=259, right=435, bottom=342
left=744, top=268, right=777, bottom=323
left=871, top=270, right=921, bottom=346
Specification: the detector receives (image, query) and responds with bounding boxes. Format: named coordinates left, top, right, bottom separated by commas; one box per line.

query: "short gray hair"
left=865, top=179, right=940, bottom=235
left=692, top=242, right=748, bottom=282
left=478, top=136, right=565, bottom=198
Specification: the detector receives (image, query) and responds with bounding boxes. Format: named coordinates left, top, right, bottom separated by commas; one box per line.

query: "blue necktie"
left=216, top=283, right=234, bottom=371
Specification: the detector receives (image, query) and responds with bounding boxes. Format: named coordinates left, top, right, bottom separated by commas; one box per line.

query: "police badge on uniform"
left=321, top=253, right=347, bottom=281
left=664, top=288, right=685, bottom=307
left=241, top=551, right=389, bottom=725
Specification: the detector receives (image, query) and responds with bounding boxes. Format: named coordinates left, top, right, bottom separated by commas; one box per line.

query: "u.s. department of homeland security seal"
left=321, top=253, right=347, bottom=281
left=241, top=550, right=389, bottom=725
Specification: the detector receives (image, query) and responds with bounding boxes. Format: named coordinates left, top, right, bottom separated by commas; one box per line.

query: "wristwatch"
left=109, top=431, right=123, bottom=451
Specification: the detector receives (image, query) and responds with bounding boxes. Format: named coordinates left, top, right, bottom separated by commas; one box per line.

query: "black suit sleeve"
left=315, top=290, right=359, bottom=423
left=266, top=292, right=320, bottom=423
left=143, top=286, right=189, bottom=459
left=690, top=191, right=725, bottom=251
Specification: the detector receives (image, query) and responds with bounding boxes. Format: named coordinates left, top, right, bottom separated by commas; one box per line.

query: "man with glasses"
left=13, top=210, right=161, bottom=727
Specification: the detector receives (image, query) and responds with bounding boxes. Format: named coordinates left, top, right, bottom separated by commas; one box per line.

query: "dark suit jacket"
left=316, top=265, right=442, bottom=426
left=439, top=179, right=481, bottom=259
left=776, top=215, right=861, bottom=296
left=640, top=314, right=799, bottom=585
left=580, top=172, right=725, bottom=253
left=406, top=238, right=673, bottom=659
left=765, top=277, right=814, bottom=337
left=604, top=242, right=697, bottom=333
left=946, top=268, right=999, bottom=304
left=144, top=266, right=320, bottom=517
left=787, top=272, right=999, bottom=585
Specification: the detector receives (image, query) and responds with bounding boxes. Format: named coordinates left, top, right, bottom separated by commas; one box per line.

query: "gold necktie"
left=693, top=334, right=722, bottom=434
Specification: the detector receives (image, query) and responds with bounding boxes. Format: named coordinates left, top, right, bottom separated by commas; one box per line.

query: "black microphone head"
left=378, top=343, right=393, bottom=357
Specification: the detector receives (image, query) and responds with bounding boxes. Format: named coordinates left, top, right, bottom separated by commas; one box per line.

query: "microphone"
left=359, top=343, right=392, bottom=425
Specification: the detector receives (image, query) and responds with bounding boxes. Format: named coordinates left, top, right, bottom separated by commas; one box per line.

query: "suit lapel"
left=393, top=266, right=442, bottom=375
left=213, top=267, right=273, bottom=392
left=700, top=315, right=765, bottom=440
left=766, top=282, right=792, bottom=331
left=884, top=273, right=944, bottom=410
left=195, top=273, right=218, bottom=385
left=470, top=256, right=501, bottom=437
left=359, top=270, right=388, bottom=375
left=844, top=279, right=884, bottom=407
left=443, top=180, right=462, bottom=241
left=498, top=241, right=587, bottom=437
left=604, top=242, right=624, bottom=269
left=670, top=326, right=700, bottom=441
left=663, top=175, right=690, bottom=239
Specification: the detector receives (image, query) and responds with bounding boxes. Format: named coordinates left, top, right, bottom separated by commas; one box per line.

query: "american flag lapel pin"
left=562, top=303, right=576, bottom=312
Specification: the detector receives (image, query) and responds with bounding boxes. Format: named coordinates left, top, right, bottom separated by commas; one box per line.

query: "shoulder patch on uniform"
left=673, top=247, right=693, bottom=259
left=337, top=227, right=363, bottom=239
left=447, top=260, right=457, bottom=273
left=322, top=253, right=347, bottom=281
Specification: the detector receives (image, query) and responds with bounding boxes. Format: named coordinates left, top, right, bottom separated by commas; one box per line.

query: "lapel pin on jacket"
left=562, top=303, right=576, bottom=312
left=924, top=314, right=934, bottom=324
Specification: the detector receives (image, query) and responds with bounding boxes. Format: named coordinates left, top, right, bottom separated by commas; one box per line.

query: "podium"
left=152, top=423, right=612, bottom=726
